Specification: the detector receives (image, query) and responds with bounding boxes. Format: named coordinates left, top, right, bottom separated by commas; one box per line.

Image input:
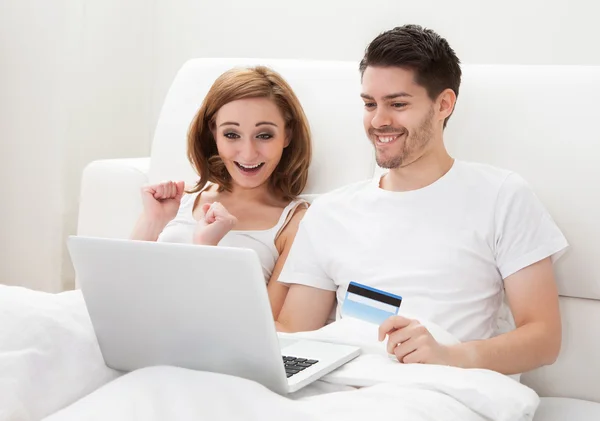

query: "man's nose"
left=371, top=107, right=392, bottom=129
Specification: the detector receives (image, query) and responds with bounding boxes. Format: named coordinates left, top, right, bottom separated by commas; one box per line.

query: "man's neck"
left=380, top=148, right=454, bottom=192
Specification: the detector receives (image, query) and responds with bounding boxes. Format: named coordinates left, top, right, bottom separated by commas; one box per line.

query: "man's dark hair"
left=359, top=24, right=461, bottom=128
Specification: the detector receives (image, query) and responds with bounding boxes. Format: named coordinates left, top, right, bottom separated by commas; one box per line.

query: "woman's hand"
left=193, top=202, right=238, bottom=246
left=141, top=181, right=185, bottom=225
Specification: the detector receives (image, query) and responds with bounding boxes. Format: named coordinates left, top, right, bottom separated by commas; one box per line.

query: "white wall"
left=60, top=0, right=155, bottom=290
left=0, top=0, right=154, bottom=291
left=0, top=0, right=81, bottom=291
left=150, top=0, right=600, bottom=130
left=1, top=0, right=599, bottom=291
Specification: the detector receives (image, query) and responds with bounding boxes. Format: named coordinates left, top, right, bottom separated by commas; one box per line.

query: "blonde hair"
left=187, top=66, right=312, bottom=201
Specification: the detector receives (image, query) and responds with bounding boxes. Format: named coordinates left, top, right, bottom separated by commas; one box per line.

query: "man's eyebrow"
left=360, top=92, right=413, bottom=100
left=383, top=92, right=413, bottom=100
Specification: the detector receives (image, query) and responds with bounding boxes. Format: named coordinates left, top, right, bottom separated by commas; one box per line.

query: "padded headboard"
left=150, top=59, right=600, bottom=402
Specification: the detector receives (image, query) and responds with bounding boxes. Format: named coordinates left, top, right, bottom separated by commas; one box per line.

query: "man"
left=275, top=24, right=568, bottom=375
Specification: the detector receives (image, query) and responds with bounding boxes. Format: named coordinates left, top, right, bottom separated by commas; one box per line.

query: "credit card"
left=341, top=281, right=402, bottom=325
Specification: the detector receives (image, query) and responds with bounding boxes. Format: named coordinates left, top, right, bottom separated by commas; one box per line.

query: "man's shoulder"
left=311, top=178, right=374, bottom=206
left=455, top=160, right=536, bottom=206
left=457, top=160, right=512, bottom=181
left=456, top=160, right=524, bottom=191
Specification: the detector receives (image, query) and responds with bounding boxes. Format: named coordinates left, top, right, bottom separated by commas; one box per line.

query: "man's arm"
left=380, top=257, right=562, bottom=374
left=275, top=284, right=336, bottom=333
left=381, top=174, right=566, bottom=373
left=450, top=256, right=561, bottom=374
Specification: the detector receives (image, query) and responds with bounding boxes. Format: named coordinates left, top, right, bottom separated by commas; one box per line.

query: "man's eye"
left=392, top=103, right=407, bottom=108
left=364, top=103, right=376, bottom=108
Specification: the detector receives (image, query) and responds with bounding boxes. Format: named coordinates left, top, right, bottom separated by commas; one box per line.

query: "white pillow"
left=0, top=286, right=120, bottom=421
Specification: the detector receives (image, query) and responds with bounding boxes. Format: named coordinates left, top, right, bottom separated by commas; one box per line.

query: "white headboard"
left=150, top=58, right=600, bottom=402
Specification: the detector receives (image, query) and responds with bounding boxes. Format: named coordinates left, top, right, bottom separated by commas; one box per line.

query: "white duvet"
left=0, top=285, right=540, bottom=421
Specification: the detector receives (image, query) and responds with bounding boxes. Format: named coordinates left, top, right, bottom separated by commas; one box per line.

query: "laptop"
left=67, top=235, right=360, bottom=394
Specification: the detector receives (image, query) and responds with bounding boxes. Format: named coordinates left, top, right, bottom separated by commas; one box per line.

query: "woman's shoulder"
left=285, top=196, right=310, bottom=211
left=180, top=190, right=200, bottom=207
left=274, top=198, right=309, bottom=244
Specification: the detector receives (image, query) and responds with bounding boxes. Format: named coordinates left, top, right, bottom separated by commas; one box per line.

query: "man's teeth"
left=238, top=163, right=262, bottom=169
left=378, top=135, right=398, bottom=143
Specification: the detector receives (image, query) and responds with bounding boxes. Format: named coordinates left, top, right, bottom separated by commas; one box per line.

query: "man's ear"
left=437, top=88, right=457, bottom=123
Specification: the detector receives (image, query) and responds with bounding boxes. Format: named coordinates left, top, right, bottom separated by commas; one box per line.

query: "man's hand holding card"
left=341, top=282, right=460, bottom=366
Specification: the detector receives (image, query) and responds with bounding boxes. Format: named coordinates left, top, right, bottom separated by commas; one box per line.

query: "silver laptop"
left=67, top=235, right=360, bottom=394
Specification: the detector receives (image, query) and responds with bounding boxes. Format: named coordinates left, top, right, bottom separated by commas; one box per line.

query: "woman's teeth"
left=237, top=163, right=263, bottom=169
left=235, top=162, right=265, bottom=174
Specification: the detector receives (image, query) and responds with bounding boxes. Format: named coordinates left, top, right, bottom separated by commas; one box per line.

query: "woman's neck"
left=219, top=182, right=278, bottom=205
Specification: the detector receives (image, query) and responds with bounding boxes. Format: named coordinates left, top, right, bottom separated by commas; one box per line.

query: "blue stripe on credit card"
left=341, top=281, right=402, bottom=325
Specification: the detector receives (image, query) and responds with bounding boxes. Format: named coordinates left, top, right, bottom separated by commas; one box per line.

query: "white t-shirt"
left=278, top=160, right=569, bottom=342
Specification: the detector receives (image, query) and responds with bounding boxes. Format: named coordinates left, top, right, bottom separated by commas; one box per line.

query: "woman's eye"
left=256, top=133, right=273, bottom=140
left=224, top=132, right=240, bottom=139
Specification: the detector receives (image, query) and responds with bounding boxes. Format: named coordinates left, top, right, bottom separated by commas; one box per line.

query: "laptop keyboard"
left=282, top=356, right=319, bottom=378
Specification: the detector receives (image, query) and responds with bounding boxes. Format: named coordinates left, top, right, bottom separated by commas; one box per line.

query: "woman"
left=131, top=66, right=312, bottom=318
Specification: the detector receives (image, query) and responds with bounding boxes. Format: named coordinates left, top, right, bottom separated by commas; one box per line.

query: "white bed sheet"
left=0, top=286, right=120, bottom=421
left=0, top=285, right=539, bottom=421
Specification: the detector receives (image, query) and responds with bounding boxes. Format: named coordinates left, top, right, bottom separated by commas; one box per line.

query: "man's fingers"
left=378, top=315, right=412, bottom=341
left=386, top=325, right=417, bottom=354
left=393, top=336, right=419, bottom=362
left=401, top=347, right=425, bottom=364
